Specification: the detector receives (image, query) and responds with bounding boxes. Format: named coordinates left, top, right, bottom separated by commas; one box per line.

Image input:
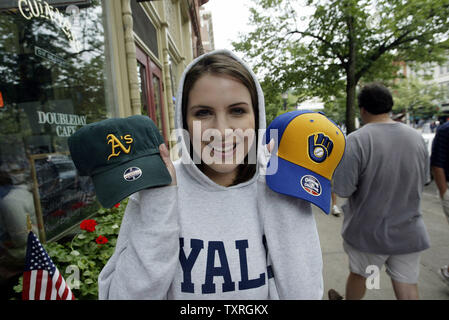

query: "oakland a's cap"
left=264, top=110, right=345, bottom=214
left=68, top=115, right=172, bottom=208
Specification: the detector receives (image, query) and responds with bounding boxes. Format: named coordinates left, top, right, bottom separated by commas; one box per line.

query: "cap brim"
left=92, top=154, right=172, bottom=208
left=266, top=156, right=331, bottom=214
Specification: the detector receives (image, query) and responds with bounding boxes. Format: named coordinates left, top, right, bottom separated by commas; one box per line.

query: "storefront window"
left=135, top=44, right=166, bottom=143
left=137, top=61, right=149, bottom=116
left=168, top=54, right=178, bottom=101
left=0, top=0, right=116, bottom=281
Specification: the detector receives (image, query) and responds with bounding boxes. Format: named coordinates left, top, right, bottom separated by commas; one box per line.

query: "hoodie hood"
left=174, top=49, right=266, bottom=190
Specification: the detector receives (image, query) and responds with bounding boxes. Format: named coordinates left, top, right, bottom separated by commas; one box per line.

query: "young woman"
left=98, top=50, right=323, bottom=299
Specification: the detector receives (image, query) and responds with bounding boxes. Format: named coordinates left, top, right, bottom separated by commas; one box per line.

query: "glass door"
left=135, top=45, right=167, bottom=143
left=137, top=61, right=149, bottom=117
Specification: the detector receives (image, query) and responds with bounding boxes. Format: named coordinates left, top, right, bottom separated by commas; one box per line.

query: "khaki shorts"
left=343, top=241, right=422, bottom=284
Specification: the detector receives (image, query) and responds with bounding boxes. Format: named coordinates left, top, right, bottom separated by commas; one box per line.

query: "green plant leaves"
left=12, top=198, right=127, bottom=300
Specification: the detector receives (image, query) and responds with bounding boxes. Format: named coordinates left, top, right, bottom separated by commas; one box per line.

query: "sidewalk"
left=315, top=181, right=449, bottom=300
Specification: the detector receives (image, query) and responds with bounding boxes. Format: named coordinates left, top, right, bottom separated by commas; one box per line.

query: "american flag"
left=22, top=231, right=75, bottom=300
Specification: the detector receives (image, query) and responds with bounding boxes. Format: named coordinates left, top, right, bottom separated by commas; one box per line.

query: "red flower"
left=80, top=219, right=97, bottom=232
left=114, top=203, right=120, bottom=208
left=95, top=235, right=108, bottom=245
left=71, top=202, right=85, bottom=210
left=50, top=209, right=66, bottom=217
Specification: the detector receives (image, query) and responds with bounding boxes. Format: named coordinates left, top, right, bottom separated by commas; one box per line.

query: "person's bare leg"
left=331, top=192, right=342, bottom=216
left=345, top=272, right=367, bottom=300
left=331, top=192, right=337, bottom=206
left=391, top=280, right=419, bottom=300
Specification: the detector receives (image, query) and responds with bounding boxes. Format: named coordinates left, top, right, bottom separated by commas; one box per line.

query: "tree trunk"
left=346, top=73, right=356, bottom=134
left=345, top=15, right=356, bottom=134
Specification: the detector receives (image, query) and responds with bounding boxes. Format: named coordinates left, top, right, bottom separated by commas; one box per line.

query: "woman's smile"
left=186, top=73, right=256, bottom=177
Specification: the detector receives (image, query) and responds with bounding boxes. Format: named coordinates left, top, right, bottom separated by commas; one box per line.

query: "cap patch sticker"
left=123, top=167, right=142, bottom=181
left=300, top=175, right=321, bottom=196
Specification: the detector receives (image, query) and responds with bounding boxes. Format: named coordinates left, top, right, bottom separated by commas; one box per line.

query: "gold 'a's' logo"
left=107, top=134, right=133, bottom=160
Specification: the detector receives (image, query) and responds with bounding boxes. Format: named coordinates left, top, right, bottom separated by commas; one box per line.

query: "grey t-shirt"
left=333, top=122, right=430, bottom=255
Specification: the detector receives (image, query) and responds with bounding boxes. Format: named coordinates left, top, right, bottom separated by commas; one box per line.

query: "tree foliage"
left=233, top=0, right=449, bottom=132
left=392, top=76, right=445, bottom=121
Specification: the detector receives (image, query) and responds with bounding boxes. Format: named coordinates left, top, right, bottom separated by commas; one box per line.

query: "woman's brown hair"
left=181, top=53, right=259, bottom=186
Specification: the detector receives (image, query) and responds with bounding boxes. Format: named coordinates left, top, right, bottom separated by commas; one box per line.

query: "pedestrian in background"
left=430, top=121, right=449, bottom=286
left=330, top=83, right=430, bottom=300
left=331, top=191, right=342, bottom=217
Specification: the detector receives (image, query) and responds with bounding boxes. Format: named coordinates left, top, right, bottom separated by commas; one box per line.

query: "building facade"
left=0, top=0, right=208, bottom=286
left=117, top=0, right=207, bottom=146
left=405, top=59, right=449, bottom=122
left=433, top=61, right=449, bottom=115
left=200, top=6, right=214, bottom=52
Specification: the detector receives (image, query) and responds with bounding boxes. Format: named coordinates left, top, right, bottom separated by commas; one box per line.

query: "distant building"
left=405, top=58, right=449, bottom=120
left=200, top=6, right=215, bottom=52
left=296, top=97, right=324, bottom=111
left=432, top=61, right=449, bottom=113
left=189, top=0, right=209, bottom=58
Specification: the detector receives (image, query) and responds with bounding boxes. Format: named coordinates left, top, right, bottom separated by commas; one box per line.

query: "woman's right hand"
left=159, top=143, right=177, bottom=186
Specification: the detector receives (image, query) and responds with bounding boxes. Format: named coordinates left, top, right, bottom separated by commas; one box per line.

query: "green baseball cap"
left=68, top=115, right=172, bottom=208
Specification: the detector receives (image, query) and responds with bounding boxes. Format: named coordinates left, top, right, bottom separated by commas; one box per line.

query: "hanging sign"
left=35, top=46, right=69, bottom=67
left=17, top=0, right=81, bottom=52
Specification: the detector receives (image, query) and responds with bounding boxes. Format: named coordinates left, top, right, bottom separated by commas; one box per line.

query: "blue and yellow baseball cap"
left=264, top=110, right=345, bottom=214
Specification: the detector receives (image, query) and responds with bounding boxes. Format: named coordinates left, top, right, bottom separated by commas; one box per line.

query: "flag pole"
left=26, top=214, right=32, bottom=233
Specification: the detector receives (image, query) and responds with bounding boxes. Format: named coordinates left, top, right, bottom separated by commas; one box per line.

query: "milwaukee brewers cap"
left=264, top=110, right=345, bottom=214
left=68, top=115, right=172, bottom=208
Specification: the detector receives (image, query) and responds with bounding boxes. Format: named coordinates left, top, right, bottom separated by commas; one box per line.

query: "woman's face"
left=186, top=73, right=256, bottom=181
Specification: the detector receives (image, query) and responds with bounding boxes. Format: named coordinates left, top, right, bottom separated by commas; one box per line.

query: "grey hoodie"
left=98, top=49, right=323, bottom=299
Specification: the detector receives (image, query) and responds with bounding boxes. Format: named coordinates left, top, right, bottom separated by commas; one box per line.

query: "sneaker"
left=438, top=265, right=449, bottom=286
left=331, top=205, right=342, bottom=217
left=328, top=288, right=344, bottom=300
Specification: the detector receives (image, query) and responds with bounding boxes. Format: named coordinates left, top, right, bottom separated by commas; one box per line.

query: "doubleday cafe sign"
left=37, top=111, right=87, bottom=137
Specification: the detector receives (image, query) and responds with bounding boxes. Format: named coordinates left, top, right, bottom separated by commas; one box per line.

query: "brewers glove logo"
left=308, top=133, right=333, bottom=163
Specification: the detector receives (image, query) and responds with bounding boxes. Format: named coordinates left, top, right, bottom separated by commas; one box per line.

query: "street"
left=315, top=181, right=449, bottom=300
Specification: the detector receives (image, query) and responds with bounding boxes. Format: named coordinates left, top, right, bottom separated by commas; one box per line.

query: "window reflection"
left=137, top=61, right=149, bottom=117
left=152, top=75, right=163, bottom=137
left=0, top=0, right=115, bottom=250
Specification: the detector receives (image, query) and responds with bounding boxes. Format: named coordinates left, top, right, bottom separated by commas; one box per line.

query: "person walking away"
left=331, top=191, right=342, bottom=217
left=430, top=120, right=449, bottom=286
left=330, top=83, right=430, bottom=300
